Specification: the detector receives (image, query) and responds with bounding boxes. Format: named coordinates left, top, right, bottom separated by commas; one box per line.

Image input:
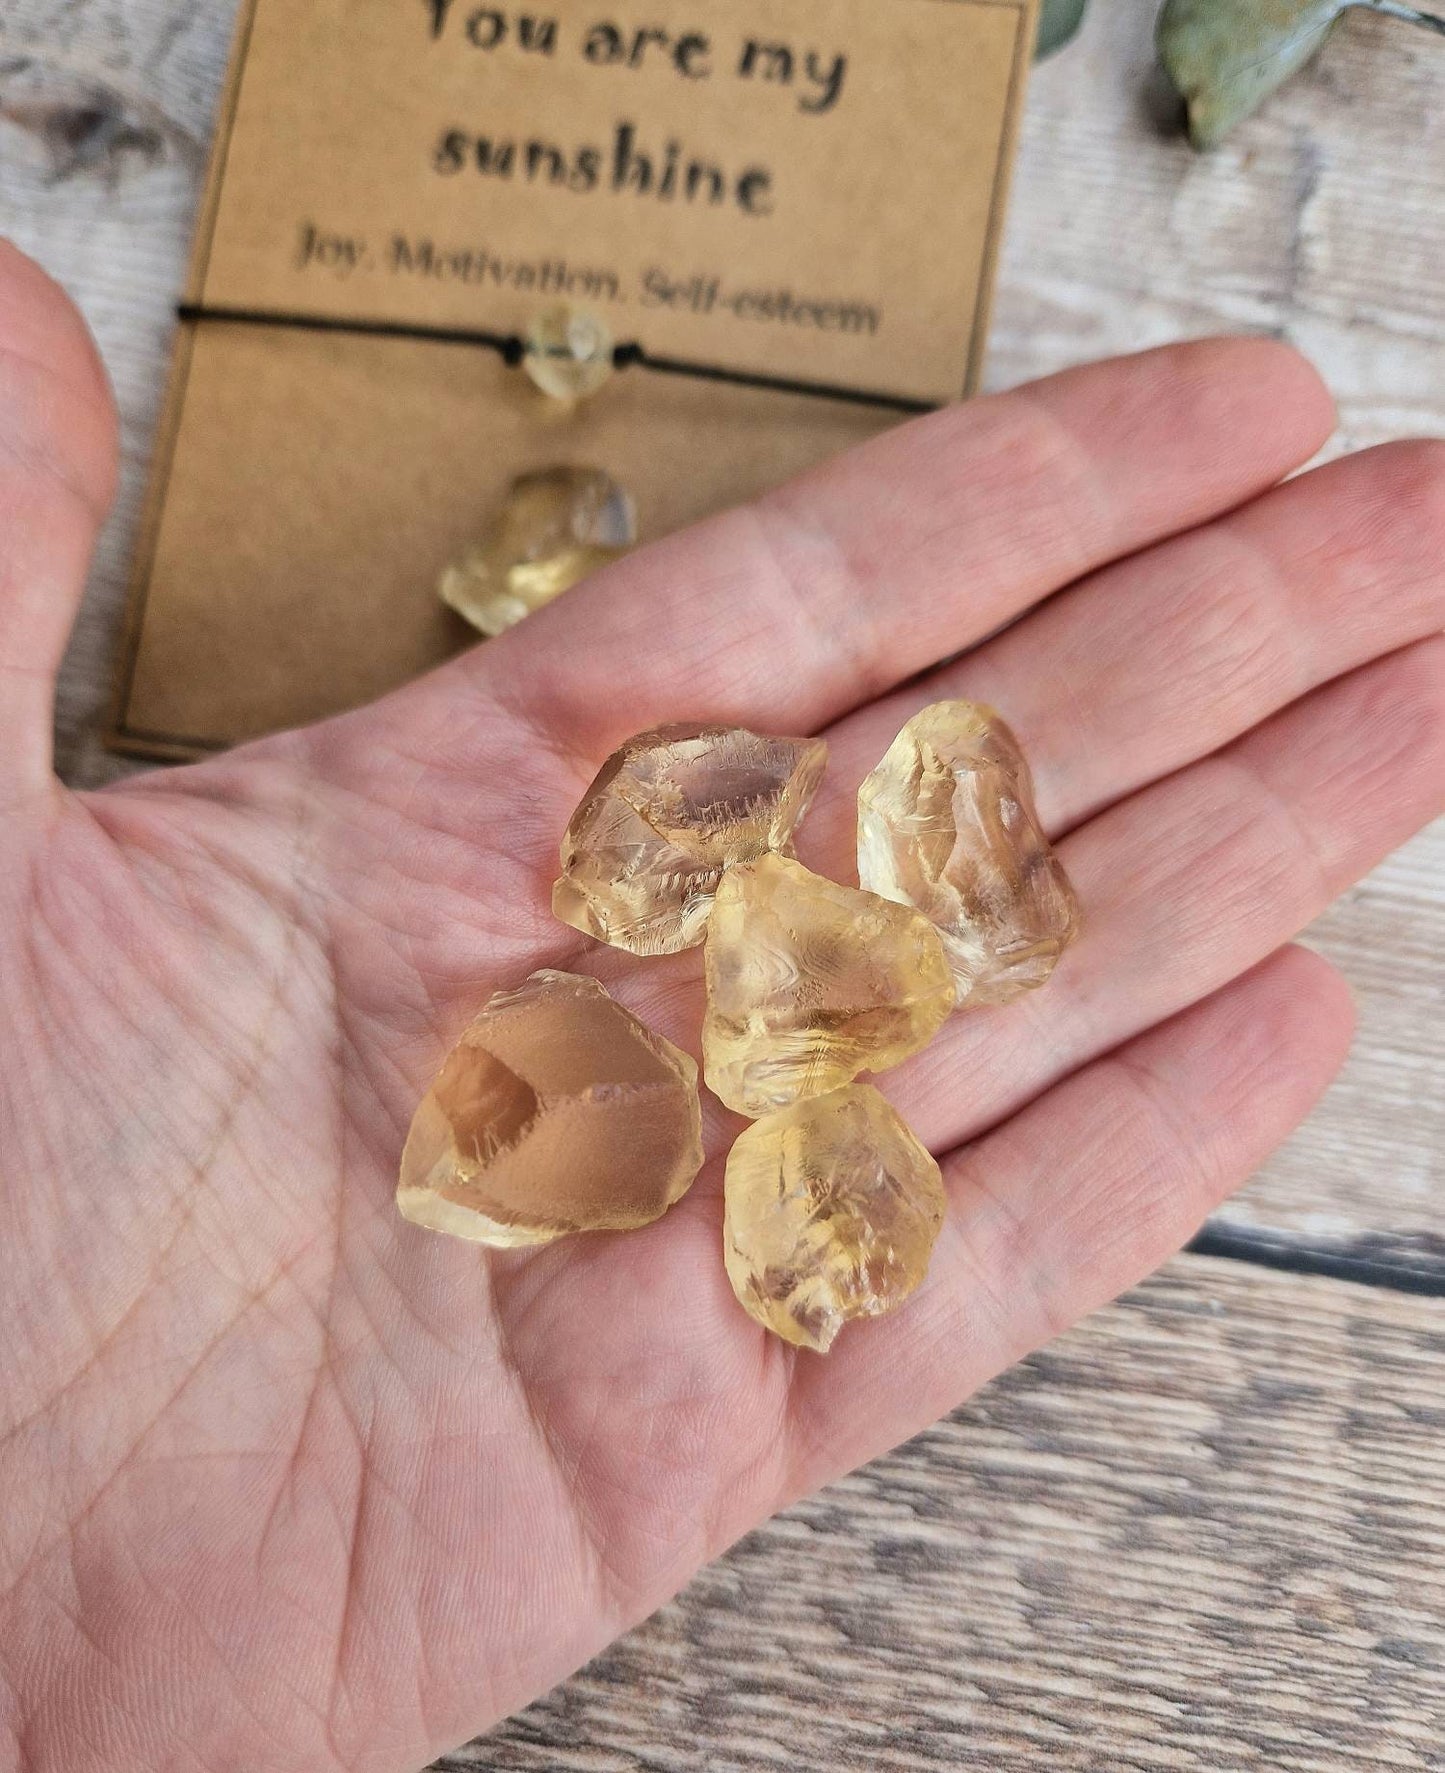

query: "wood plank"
left=1221, top=843, right=1445, bottom=1281
left=1, top=0, right=1442, bottom=1262
left=450, top=1254, right=1445, bottom=1773
left=995, top=3, right=1445, bottom=448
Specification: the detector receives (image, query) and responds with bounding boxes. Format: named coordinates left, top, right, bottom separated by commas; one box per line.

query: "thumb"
left=0, top=241, right=118, bottom=810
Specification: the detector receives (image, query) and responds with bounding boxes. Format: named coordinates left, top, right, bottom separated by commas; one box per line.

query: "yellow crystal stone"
left=723, top=1083, right=945, bottom=1352
left=522, top=303, right=615, bottom=400
left=858, top=700, right=1080, bottom=1009
left=703, top=853, right=955, bottom=1117
left=439, top=467, right=635, bottom=636
left=397, top=969, right=702, bottom=1246
left=554, top=725, right=829, bottom=956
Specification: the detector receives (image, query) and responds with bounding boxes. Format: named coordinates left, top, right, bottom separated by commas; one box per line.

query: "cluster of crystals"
left=439, top=467, right=636, bottom=637
left=703, top=846, right=954, bottom=1349
left=435, top=305, right=630, bottom=635
left=396, top=701, right=1077, bottom=1354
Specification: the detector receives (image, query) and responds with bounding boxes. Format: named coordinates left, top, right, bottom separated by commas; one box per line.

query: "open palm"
left=2, top=241, right=1443, bottom=1773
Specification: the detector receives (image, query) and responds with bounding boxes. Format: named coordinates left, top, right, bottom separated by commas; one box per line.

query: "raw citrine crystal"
left=724, top=1084, right=945, bottom=1352
left=702, top=853, right=955, bottom=1117
left=523, top=303, right=615, bottom=400
left=554, top=725, right=828, bottom=955
left=438, top=467, right=635, bottom=636
left=396, top=969, right=702, bottom=1246
left=858, top=700, right=1079, bottom=1009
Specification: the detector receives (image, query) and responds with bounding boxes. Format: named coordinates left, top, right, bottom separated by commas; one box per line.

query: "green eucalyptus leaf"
left=1157, top=0, right=1445, bottom=149
left=1036, top=0, right=1089, bottom=57
left=1157, top=0, right=1343, bottom=147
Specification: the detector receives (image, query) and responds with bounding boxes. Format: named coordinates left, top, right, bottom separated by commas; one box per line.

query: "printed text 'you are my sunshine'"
left=424, top=1, right=851, bottom=216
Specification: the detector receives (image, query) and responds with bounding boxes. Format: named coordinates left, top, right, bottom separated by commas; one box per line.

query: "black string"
left=174, top=302, right=939, bottom=415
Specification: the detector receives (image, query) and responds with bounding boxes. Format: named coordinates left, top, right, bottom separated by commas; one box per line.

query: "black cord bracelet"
left=174, top=302, right=940, bottom=415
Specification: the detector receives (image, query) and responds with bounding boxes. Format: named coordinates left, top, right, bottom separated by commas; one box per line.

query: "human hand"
left=2, top=240, right=1442, bottom=1772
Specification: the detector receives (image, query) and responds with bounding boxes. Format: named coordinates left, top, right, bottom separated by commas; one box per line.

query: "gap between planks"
left=1188, top=1226, right=1445, bottom=1298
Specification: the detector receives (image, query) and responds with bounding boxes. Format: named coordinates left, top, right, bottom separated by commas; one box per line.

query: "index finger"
left=404, top=337, right=1334, bottom=758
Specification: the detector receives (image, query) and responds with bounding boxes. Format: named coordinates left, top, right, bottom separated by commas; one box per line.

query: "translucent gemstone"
left=522, top=303, right=615, bottom=400
left=554, top=725, right=828, bottom=956
left=723, top=1084, right=945, bottom=1352
left=858, top=700, right=1079, bottom=1009
left=702, top=853, right=955, bottom=1118
left=396, top=969, right=702, bottom=1246
left=438, top=467, right=635, bottom=636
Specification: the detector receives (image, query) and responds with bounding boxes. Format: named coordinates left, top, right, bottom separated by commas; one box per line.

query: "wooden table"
left=2, top=1, right=1442, bottom=1765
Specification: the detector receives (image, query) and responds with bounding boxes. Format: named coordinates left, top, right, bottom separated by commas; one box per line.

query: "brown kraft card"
left=112, top=0, right=1038, bottom=758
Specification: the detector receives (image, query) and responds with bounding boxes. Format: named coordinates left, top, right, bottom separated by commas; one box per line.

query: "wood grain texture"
left=0, top=0, right=1440, bottom=1266
left=452, top=1255, right=1445, bottom=1772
